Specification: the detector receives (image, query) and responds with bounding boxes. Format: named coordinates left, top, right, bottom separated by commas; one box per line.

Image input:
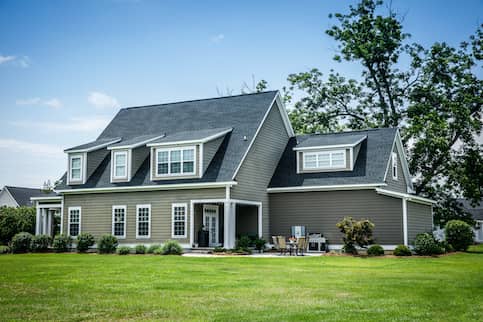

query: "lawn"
left=1, top=247, right=482, bottom=321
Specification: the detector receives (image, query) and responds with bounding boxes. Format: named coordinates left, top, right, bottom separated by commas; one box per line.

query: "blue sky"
left=0, top=0, right=481, bottom=187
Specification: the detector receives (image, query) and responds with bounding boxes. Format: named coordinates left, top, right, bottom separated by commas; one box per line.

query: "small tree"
left=336, top=217, right=375, bottom=254
left=445, top=220, right=474, bottom=251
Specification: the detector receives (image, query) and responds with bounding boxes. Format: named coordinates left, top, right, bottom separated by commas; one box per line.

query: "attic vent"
left=243, top=136, right=247, bottom=141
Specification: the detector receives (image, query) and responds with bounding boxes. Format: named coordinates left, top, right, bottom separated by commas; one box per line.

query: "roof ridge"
left=121, top=90, right=278, bottom=111
left=297, top=127, right=397, bottom=138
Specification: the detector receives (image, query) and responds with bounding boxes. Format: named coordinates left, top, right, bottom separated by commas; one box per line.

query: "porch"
left=190, top=199, right=262, bottom=249
left=31, top=196, right=63, bottom=238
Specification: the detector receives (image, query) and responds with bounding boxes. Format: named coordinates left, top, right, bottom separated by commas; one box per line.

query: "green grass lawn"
left=1, top=247, right=482, bottom=321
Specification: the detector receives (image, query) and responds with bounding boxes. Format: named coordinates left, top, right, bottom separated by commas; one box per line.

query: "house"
left=0, top=186, right=48, bottom=208
left=32, top=91, right=435, bottom=250
left=458, top=199, right=483, bottom=242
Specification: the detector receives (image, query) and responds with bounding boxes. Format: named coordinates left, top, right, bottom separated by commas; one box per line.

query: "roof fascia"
left=293, top=136, right=367, bottom=151
left=267, top=183, right=386, bottom=193
left=146, top=128, right=232, bottom=147
left=107, top=135, right=166, bottom=150
left=64, top=138, right=122, bottom=153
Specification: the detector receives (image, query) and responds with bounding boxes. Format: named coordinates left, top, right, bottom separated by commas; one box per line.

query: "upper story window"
left=156, top=147, right=195, bottom=176
left=69, top=154, right=83, bottom=182
left=392, top=152, right=398, bottom=180
left=113, top=151, right=128, bottom=179
left=303, top=149, right=346, bottom=170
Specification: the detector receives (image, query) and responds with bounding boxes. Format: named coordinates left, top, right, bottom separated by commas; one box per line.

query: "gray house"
left=0, top=186, right=46, bottom=207
left=32, top=91, right=434, bottom=250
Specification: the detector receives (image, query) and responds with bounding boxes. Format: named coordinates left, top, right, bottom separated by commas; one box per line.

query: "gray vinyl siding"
left=63, top=188, right=225, bottom=245
left=231, top=102, right=290, bottom=239
left=407, top=201, right=433, bottom=244
left=269, top=190, right=404, bottom=245
left=0, top=189, right=18, bottom=207
left=202, top=136, right=224, bottom=174
left=384, top=145, right=408, bottom=193
left=87, top=149, right=109, bottom=180
left=132, top=146, right=149, bottom=176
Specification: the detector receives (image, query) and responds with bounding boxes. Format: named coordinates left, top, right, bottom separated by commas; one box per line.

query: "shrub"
left=393, top=244, right=412, bottom=256
left=0, top=245, right=10, bottom=254
left=445, top=220, right=474, bottom=251
left=161, top=240, right=183, bottom=255
left=367, top=244, right=384, bottom=256
left=414, top=233, right=444, bottom=256
left=76, top=232, right=95, bottom=252
left=254, top=238, right=266, bottom=252
left=213, top=246, right=226, bottom=253
left=52, top=234, right=73, bottom=252
left=31, top=234, right=52, bottom=252
left=147, top=244, right=161, bottom=254
left=438, top=240, right=454, bottom=253
left=152, top=247, right=163, bottom=255
left=236, top=235, right=251, bottom=250
left=11, top=232, right=33, bottom=253
left=97, top=235, right=118, bottom=254
left=0, top=206, right=36, bottom=244
left=336, top=217, right=374, bottom=255
left=117, top=246, right=131, bottom=255
left=135, top=245, right=147, bottom=254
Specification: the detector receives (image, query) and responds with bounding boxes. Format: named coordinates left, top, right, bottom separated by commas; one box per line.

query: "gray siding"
left=0, top=189, right=18, bottom=207
left=384, top=145, right=408, bottom=193
left=202, top=136, right=224, bottom=174
left=231, top=102, right=290, bottom=239
left=269, top=190, right=404, bottom=245
left=132, top=146, right=149, bottom=176
left=87, top=149, right=109, bottom=180
left=407, top=201, right=433, bottom=244
left=63, top=188, right=225, bottom=245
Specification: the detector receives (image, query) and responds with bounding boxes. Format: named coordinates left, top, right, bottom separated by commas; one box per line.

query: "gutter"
left=267, top=183, right=386, bottom=193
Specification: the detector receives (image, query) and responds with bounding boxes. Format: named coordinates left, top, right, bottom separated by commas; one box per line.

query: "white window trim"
left=112, top=205, right=127, bottom=239
left=302, top=149, right=346, bottom=170
left=171, top=203, right=187, bottom=238
left=68, top=206, right=81, bottom=237
left=155, top=146, right=196, bottom=178
left=392, top=152, right=398, bottom=180
left=68, top=153, right=85, bottom=183
left=136, top=204, right=151, bottom=239
left=112, top=150, right=129, bottom=180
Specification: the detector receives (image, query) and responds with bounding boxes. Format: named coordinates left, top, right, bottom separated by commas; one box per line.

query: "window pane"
left=115, top=165, right=126, bottom=177
left=72, top=158, right=81, bottom=169
left=115, top=153, right=126, bottom=166
left=183, top=149, right=194, bottom=161
left=71, top=168, right=81, bottom=179
left=170, top=150, right=181, bottom=162
left=331, top=152, right=345, bottom=167
left=304, top=154, right=317, bottom=168
left=173, top=206, right=186, bottom=236
left=317, top=153, right=330, bottom=167
left=158, top=151, right=168, bottom=163
left=137, top=207, right=150, bottom=237
left=183, top=161, right=194, bottom=173
left=171, top=162, right=181, bottom=173
left=113, top=208, right=125, bottom=237
left=157, top=163, right=168, bottom=175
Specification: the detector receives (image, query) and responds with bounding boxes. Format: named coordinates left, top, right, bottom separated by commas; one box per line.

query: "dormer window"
left=302, top=150, right=346, bottom=171
left=156, top=146, right=196, bottom=176
left=69, top=154, right=84, bottom=183
left=113, top=151, right=128, bottom=179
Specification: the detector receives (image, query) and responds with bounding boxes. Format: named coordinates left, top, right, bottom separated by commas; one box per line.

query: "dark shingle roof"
left=56, top=91, right=278, bottom=190
left=147, top=128, right=232, bottom=145
left=4, top=186, right=49, bottom=206
left=458, top=199, right=483, bottom=220
left=295, top=133, right=366, bottom=149
left=269, top=128, right=397, bottom=188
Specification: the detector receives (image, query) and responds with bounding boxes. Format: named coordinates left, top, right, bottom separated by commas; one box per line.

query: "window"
left=303, top=150, right=346, bottom=170
left=392, top=152, right=398, bottom=180
left=69, top=154, right=83, bottom=181
left=171, top=203, right=187, bottom=238
left=112, top=205, right=126, bottom=238
left=113, top=151, right=128, bottom=179
left=136, top=204, right=151, bottom=239
left=156, top=147, right=195, bottom=176
left=68, top=207, right=81, bottom=237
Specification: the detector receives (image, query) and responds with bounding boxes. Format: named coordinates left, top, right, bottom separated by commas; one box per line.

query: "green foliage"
left=147, top=244, right=161, bottom=254
left=97, top=235, right=118, bottom=254
left=0, top=206, right=36, bottom=244
left=393, top=245, right=412, bottom=256
left=117, top=246, right=131, bottom=255
left=413, top=233, right=444, bottom=256
left=0, top=245, right=10, bottom=254
left=135, top=245, right=147, bottom=254
left=438, top=240, right=454, bottom=253
left=52, top=234, right=73, bottom=252
left=445, top=220, right=474, bottom=251
left=254, top=238, right=266, bottom=251
left=76, top=232, right=95, bottom=252
left=213, top=246, right=226, bottom=253
left=31, top=234, right=52, bottom=252
left=235, top=235, right=251, bottom=250
left=161, top=240, right=183, bottom=255
left=336, top=217, right=374, bottom=254
left=152, top=247, right=163, bottom=255
left=367, top=244, right=384, bottom=256
left=11, top=232, right=33, bottom=253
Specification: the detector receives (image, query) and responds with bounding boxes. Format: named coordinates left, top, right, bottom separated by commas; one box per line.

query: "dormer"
left=64, top=138, right=121, bottom=185
left=147, top=128, right=232, bottom=181
left=293, top=134, right=366, bottom=173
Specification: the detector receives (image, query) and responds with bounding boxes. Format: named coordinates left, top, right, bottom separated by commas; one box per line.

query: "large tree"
left=285, top=0, right=482, bottom=225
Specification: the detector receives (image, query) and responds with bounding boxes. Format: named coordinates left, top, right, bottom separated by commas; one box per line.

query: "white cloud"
left=0, top=55, right=30, bottom=67
left=0, top=55, right=15, bottom=64
left=210, top=34, right=225, bottom=43
left=44, top=98, right=62, bottom=109
left=16, top=97, right=63, bottom=109
left=11, top=116, right=110, bottom=133
left=0, top=138, right=62, bottom=158
left=88, top=91, right=120, bottom=109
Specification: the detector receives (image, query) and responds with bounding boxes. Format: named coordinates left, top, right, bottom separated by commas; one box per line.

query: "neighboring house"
left=459, top=199, right=483, bottom=243
left=0, top=186, right=46, bottom=207
left=32, top=91, right=434, bottom=250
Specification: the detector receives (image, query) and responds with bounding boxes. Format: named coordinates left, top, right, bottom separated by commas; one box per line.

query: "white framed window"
left=136, top=204, right=151, bottom=239
left=303, top=149, right=346, bottom=170
left=68, top=207, right=81, bottom=237
left=171, top=203, right=187, bottom=238
left=69, top=154, right=83, bottom=182
left=112, top=150, right=128, bottom=179
left=392, top=152, right=398, bottom=180
left=155, top=147, right=196, bottom=177
left=112, top=205, right=126, bottom=239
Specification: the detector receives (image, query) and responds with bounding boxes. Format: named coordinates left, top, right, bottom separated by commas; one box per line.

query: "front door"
left=203, top=205, right=219, bottom=247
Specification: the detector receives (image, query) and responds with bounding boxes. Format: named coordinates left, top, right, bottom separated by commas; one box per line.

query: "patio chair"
left=272, top=236, right=279, bottom=251
left=277, top=236, right=289, bottom=255
left=297, top=237, right=307, bottom=256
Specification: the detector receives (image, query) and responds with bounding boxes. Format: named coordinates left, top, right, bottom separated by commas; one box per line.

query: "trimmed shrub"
left=254, top=238, right=266, bottom=252
left=31, top=234, right=52, bottom=252
left=438, top=240, right=454, bottom=253
left=367, top=244, right=384, bottom=256
left=0, top=206, right=36, bottom=244
left=213, top=246, right=226, bottom=253
left=236, top=235, right=251, bottom=250
left=11, top=232, right=33, bottom=253
left=97, top=234, right=118, bottom=254
left=52, top=234, right=73, bottom=252
left=336, top=217, right=374, bottom=255
left=147, top=244, right=161, bottom=254
left=414, top=233, right=444, bottom=256
left=393, top=244, right=412, bottom=256
left=76, top=232, right=95, bottom=253
left=117, top=246, right=131, bottom=255
left=135, top=245, right=147, bottom=254
left=152, top=247, right=163, bottom=255
left=161, top=240, right=183, bottom=255
left=445, top=220, right=474, bottom=251
left=0, top=245, right=10, bottom=254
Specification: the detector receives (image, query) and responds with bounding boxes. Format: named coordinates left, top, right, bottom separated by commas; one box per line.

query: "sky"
left=0, top=0, right=481, bottom=188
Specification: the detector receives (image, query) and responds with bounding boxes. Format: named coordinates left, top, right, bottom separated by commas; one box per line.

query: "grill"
left=308, top=233, right=327, bottom=252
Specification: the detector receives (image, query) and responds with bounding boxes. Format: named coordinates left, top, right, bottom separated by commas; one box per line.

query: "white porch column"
left=47, top=210, right=52, bottom=236
left=42, top=208, right=47, bottom=235
left=35, top=203, right=41, bottom=235
left=223, top=201, right=236, bottom=249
